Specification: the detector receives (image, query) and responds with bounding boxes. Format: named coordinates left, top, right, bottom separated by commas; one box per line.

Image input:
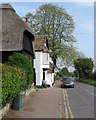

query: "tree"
left=24, top=4, right=77, bottom=66
left=74, top=58, right=94, bottom=78
left=61, top=67, right=70, bottom=76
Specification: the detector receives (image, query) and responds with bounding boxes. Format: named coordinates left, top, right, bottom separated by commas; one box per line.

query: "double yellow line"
left=62, top=89, right=74, bottom=119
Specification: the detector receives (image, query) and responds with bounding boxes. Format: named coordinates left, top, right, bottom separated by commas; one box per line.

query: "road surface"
left=60, top=80, right=95, bottom=119
left=3, top=80, right=95, bottom=119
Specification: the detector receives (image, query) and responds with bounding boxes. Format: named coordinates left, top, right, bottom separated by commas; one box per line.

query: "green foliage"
left=86, top=72, right=94, bottom=79
left=24, top=3, right=77, bottom=66
left=78, top=78, right=96, bottom=86
left=94, top=71, right=96, bottom=80
left=42, top=80, right=47, bottom=88
left=34, top=85, right=43, bottom=89
left=56, top=67, right=71, bottom=78
left=73, top=69, right=79, bottom=78
left=54, top=74, right=57, bottom=82
left=34, top=81, right=47, bottom=89
left=7, top=53, right=34, bottom=89
left=56, top=70, right=63, bottom=78
left=0, top=64, right=22, bottom=107
left=74, top=58, right=94, bottom=78
left=61, top=67, right=71, bottom=77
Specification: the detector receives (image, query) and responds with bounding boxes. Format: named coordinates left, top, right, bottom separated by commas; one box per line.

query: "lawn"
left=77, top=78, right=96, bottom=86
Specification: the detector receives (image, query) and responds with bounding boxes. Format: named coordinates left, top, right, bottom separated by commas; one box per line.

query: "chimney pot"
left=26, top=18, right=28, bottom=23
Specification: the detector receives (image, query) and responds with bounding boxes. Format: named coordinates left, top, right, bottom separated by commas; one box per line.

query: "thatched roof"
left=0, top=3, right=35, bottom=53
left=34, top=35, right=49, bottom=52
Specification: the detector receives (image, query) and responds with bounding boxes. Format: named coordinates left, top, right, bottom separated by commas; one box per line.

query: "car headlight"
left=70, top=82, right=74, bottom=85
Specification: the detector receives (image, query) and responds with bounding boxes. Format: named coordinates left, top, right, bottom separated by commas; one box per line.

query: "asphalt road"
left=3, top=80, right=95, bottom=119
left=60, top=80, right=95, bottom=119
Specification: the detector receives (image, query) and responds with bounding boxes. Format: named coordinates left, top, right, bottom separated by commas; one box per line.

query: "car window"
left=62, top=78, right=73, bottom=82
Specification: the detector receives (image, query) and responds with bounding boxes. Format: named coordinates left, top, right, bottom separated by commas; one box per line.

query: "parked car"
left=61, top=77, right=74, bottom=88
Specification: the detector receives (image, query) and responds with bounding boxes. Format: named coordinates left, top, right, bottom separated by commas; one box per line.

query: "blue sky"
left=9, top=2, right=94, bottom=60
left=0, top=1, right=94, bottom=70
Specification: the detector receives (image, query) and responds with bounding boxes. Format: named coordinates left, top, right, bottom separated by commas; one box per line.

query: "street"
left=3, top=80, right=95, bottom=119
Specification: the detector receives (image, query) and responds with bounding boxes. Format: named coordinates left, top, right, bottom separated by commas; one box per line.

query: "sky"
left=0, top=0, right=94, bottom=71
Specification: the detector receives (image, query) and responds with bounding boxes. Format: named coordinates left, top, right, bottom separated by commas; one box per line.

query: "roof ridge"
left=0, top=4, right=15, bottom=12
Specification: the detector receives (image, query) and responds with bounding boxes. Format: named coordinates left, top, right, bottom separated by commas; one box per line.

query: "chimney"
left=26, top=18, right=28, bottom=23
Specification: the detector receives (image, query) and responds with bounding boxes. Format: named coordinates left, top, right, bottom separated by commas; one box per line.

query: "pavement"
left=3, top=80, right=95, bottom=119
left=3, top=80, right=61, bottom=118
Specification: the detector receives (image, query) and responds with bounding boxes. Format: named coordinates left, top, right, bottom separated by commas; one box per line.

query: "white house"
left=45, top=52, right=54, bottom=87
left=33, top=35, right=54, bottom=87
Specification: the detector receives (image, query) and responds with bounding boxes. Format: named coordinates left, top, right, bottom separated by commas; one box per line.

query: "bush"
left=34, top=85, right=43, bottom=89
left=6, top=53, right=34, bottom=89
left=54, top=75, right=57, bottom=82
left=0, top=63, right=22, bottom=108
left=86, top=73, right=94, bottom=79
left=42, top=80, right=47, bottom=88
left=94, top=71, right=96, bottom=80
left=74, top=58, right=94, bottom=78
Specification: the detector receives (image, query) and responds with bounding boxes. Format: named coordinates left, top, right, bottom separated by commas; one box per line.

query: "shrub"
left=6, top=53, right=34, bottom=89
left=42, top=80, right=47, bottom=88
left=34, top=85, right=43, bottom=89
left=94, top=71, right=96, bottom=80
left=54, top=75, right=57, bottom=82
left=86, top=73, right=94, bottom=79
left=74, top=58, right=94, bottom=78
left=0, top=63, right=22, bottom=108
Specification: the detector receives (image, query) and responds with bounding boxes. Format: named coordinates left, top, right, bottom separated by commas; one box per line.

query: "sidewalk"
left=3, top=80, right=61, bottom=118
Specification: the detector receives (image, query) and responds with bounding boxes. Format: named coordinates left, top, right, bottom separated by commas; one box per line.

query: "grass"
left=77, top=78, right=96, bottom=86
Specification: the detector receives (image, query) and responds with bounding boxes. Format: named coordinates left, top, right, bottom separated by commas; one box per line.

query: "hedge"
left=6, top=53, right=34, bottom=89
left=0, top=63, right=23, bottom=108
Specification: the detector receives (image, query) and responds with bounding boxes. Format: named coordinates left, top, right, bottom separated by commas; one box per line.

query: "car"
left=61, top=77, right=74, bottom=88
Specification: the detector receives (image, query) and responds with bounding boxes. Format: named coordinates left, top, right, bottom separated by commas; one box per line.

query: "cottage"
left=46, top=52, right=54, bottom=87
left=0, top=4, right=35, bottom=64
left=33, top=35, right=54, bottom=87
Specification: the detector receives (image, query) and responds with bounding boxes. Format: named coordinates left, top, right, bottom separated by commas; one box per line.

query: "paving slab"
left=3, top=80, right=61, bottom=118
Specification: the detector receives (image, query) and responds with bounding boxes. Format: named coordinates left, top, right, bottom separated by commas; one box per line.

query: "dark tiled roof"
left=34, top=35, right=49, bottom=52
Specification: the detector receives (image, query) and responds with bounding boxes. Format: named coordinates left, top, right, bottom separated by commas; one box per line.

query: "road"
left=60, top=80, right=95, bottom=119
left=3, top=80, right=95, bottom=119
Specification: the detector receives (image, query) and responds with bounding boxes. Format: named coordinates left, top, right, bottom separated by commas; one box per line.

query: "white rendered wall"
left=45, top=72, right=52, bottom=87
left=34, top=51, right=43, bottom=85
left=42, top=52, right=50, bottom=69
left=52, top=73, right=54, bottom=84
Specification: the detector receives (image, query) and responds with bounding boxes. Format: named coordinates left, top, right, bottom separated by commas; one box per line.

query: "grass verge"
left=77, top=78, right=96, bottom=86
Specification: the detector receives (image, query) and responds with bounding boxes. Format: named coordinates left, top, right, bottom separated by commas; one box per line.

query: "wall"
left=42, top=52, right=50, bottom=69
left=34, top=51, right=43, bottom=85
